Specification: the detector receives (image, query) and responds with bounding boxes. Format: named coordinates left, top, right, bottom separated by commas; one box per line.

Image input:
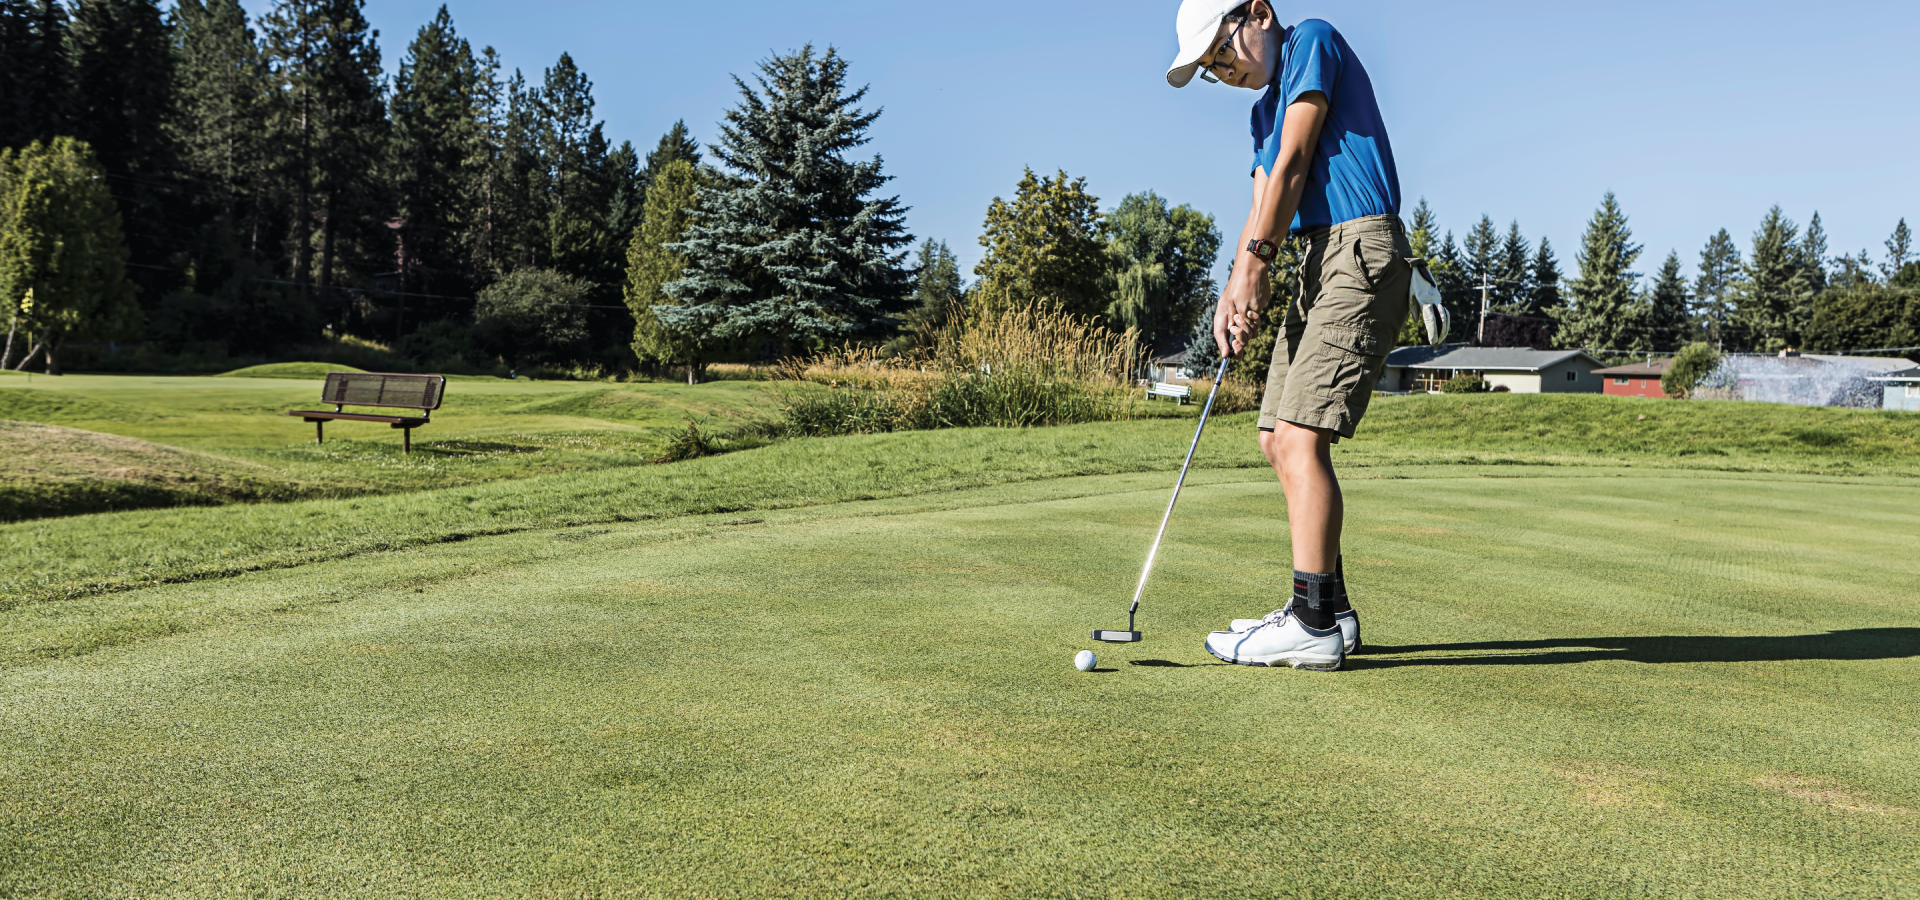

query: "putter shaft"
left=1125, top=355, right=1232, bottom=620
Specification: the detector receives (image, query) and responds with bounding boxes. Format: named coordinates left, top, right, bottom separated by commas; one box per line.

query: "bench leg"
left=403, top=427, right=411, bottom=454
left=316, top=420, right=324, bottom=444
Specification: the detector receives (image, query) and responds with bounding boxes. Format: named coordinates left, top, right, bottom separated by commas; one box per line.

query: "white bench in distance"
left=1146, top=382, right=1192, bottom=404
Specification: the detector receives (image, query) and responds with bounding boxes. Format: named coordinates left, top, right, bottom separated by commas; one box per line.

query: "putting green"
left=3, top=467, right=1917, bottom=897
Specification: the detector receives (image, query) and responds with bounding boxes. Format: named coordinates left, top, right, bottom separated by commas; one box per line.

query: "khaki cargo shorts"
left=1257, top=214, right=1414, bottom=439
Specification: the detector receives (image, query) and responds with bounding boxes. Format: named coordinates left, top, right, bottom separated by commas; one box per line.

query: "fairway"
left=3, top=466, right=1916, bottom=897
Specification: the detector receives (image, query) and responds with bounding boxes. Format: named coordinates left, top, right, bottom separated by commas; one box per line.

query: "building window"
left=1907, top=384, right=1920, bottom=398
left=1567, top=371, right=1578, bottom=382
left=1613, top=377, right=1628, bottom=385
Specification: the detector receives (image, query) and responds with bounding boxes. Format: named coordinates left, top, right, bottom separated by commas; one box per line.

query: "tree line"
left=1410, top=193, right=1919, bottom=356
left=2, top=0, right=1910, bottom=376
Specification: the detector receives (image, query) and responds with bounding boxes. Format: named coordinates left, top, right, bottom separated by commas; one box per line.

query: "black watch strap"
left=1246, top=238, right=1277, bottom=263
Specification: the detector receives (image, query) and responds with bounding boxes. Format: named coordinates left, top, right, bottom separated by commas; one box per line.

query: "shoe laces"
left=1258, top=607, right=1292, bottom=628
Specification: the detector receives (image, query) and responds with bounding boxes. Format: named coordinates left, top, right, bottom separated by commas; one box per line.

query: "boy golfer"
left=1166, top=0, right=1410, bottom=670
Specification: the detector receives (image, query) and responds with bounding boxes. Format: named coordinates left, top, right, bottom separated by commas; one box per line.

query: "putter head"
left=1091, top=629, right=1142, bottom=643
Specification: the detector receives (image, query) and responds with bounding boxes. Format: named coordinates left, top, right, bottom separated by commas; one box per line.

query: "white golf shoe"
left=1230, top=603, right=1361, bottom=654
left=1205, top=609, right=1345, bottom=671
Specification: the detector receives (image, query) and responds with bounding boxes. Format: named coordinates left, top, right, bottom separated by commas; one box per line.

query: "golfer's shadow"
left=1355, top=628, right=1920, bottom=668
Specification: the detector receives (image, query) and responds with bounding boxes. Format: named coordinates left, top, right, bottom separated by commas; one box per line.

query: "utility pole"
left=1478, top=273, right=1492, bottom=344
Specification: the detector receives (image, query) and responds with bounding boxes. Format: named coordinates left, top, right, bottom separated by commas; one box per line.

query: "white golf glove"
left=1408, top=258, right=1449, bottom=346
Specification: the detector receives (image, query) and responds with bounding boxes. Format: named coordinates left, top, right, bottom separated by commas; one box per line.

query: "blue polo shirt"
left=1250, top=19, right=1400, bottom=232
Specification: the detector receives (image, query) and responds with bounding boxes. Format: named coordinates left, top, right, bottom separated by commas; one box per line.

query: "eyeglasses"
left=1196, top=17, right=1249, bottom=83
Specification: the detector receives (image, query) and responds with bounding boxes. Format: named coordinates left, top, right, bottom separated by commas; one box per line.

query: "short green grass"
left=1, top=467, right=1915, bottom=897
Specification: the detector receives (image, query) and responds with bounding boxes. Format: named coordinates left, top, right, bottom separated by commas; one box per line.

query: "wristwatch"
left=1246, top=238, right=1278, bottom=263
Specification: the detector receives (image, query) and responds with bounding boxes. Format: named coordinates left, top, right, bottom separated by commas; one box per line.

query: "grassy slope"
left=0, top=421, right=313, bottom=521
left=1, top=469, right=1915, bottom=897
left=0, top=375, right=780, bottom=518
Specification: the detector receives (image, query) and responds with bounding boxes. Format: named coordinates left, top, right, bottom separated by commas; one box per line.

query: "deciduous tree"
left=971, top=167, right=1107, bottom=321
left=0, top=138, right=139, bottom=372
left=1104, top=190, right=1220, bottom=351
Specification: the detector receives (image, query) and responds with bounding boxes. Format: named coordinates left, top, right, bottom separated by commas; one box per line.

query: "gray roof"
left=1384, top=345, right=1603, bottom=372
left=1801, top=354, right=1915, bottom=373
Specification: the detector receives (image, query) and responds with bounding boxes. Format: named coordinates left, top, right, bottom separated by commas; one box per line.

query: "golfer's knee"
left=1258, top=428, right=1281, bottom=468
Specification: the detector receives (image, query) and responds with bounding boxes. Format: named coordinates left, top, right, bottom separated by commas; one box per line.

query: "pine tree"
left=0, top=0, right=72, bottom=150
left=1494, top=221, right=1531, bottom=311
left=1434, top=230, right=1473, bottom=334
left=624, top=157, right=704, bottom=380
left=1527, top=237, right=1563, bottom=317
left=640, top=120, right=699, bottom=193
left=387, top=5, right=489, bottom=315
left=885, top=237, right=963, bottom=355
left=0, top=138, right=139, bottom=372
left=1693, top=228, right=1740, bottom=350
left=663, top=46, right=913, bottom=352
left=1644, top=251, right=1690, bottom=351
left=69, top=0, right=176, bottom=305
left=1885, top=219, right=1912, bottom=282
left=1462, top=214, right=1498, bottom=334
left=1733, top=206, right=1811, bottom=352
left=262, top=0, right=387, bottom=325
left=1563, top=192, right=1642, bottom=351
left=1104, top=190, right=1220, bottom=351
left=971, top=167, right=1107, bottom=320
left=1800, top=211, right=1828, bottom=295
left=535, top=52, right=613, bottom=283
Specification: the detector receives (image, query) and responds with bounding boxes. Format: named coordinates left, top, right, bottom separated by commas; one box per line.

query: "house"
left=1592, top=358, right=1672, bottom=398
left=1150, top=348, right=1191, bottom=385
left=1869, top=367, right=1920, bottom=412
left=1716, top=351, right=1916, bottom=407
left=1381, top=346, right=1605, bottom=394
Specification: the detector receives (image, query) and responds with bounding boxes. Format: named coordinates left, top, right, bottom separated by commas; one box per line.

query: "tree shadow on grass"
left=1355, top=628, right=1920, bottom=669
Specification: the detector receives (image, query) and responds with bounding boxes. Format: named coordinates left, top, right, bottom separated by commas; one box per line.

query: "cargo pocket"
left=1314, top=324, right=1388, bottom=404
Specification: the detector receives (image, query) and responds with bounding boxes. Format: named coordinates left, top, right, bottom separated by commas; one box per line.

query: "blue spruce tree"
left=663, top=46, right=912, bottom=355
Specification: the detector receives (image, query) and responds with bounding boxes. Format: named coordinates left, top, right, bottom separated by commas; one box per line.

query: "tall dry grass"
left=773, top=304, right=1150, bottom=434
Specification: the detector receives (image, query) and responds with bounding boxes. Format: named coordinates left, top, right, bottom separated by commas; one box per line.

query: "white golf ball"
left=1074, top=649, right=1096, bottom=672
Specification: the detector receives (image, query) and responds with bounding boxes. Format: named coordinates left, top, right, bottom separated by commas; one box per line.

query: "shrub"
left=1441, top=373, right=1491, bottom=393
left=773, top=303, right=1147, bottom=434
left=473, top=269, right=590, bottom=367
left=1662, top=342, right=1721, bottom=398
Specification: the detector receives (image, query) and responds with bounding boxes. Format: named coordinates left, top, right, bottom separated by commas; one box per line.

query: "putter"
left=1093, top=347, right=1235, bottom=643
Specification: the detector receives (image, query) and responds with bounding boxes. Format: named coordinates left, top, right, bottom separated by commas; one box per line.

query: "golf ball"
left=1074, top=649, right=1096, bottom=672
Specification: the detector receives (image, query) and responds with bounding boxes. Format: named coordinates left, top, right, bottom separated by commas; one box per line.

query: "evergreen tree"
left=1433, top=230, right=1473, bottom=334
left=1104, top=190, right=1220, bottom=351
left=1462, top=214, right=1498, bottom=334
left=640, top=120, right=699, bottom=192
left=0, top=0, right=72, bottom=150
left=1563, top=192, right=1642, bottom=350
left=885, top=236, right=963, bottom=355
left=1732, top=206, right=1811, bottom=352
left=163, top=0, right=302, bottom=353
left=0, top=138, right=139, bottom=372
left=1831, top=250, right=1878, bottom=290
left=262, top=0, right=387, bottom=325
left=1693, top=228, right=1740, bottom=349
left=70, top=0, right=176, bottom=305
left=1885, top=219, right=1912, bottom=282
left=664, top=46, right=913, bottom=352
left=1494, top=221, right=1530, bottom=311
left=535, top=52, right=614, bottom=283
left=624, top=157, right=705, bottom=380
left=387, top=5, right=489, bottom=315
left=971, top=167, right=1107, bottom=320
left=1644, top=251, right=1690, bottom=351
left=1527, top=237, right=1563, bottom=317
left=1800, top=210, right=1828, bottom=295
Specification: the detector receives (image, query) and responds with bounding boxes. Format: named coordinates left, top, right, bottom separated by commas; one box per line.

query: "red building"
left=1592, top=359, right=1672, bottom=397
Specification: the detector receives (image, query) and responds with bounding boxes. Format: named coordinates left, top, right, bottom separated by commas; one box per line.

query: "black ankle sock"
left=1327, top=554, right=1352, bottom=615
left=1292, top=570, right=1340, bottom=630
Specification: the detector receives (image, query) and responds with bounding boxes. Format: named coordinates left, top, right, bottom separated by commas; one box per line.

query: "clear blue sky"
left=279, top=0, right=1920, bottom=285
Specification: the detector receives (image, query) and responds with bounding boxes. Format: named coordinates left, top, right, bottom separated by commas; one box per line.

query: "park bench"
left=287, top=371, right=446, bottom=454
left=1146, top=381, right=1193, bottom=404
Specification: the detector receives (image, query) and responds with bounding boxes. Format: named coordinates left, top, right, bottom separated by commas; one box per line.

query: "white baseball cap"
left=1166, top=0, right=1248, bottom=88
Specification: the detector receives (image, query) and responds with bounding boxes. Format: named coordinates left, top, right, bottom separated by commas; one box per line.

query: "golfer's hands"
left=1213, top=260, right=1273, bottom=358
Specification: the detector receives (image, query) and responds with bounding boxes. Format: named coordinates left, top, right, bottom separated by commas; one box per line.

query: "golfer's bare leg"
left=1259, top=421, right=1341, bottom=573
